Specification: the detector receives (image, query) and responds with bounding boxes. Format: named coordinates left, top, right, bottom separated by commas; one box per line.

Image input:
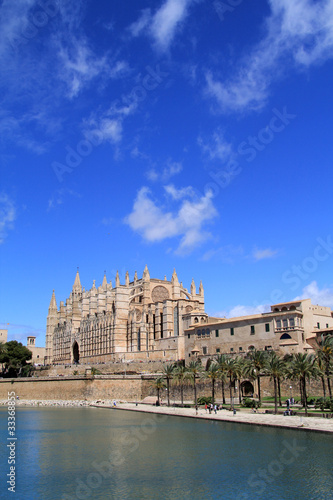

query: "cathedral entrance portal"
left=73, top=342, right=80, bottom=364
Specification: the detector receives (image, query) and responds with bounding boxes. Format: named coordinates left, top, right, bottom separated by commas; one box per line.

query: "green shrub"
left=241, top=398, right=261, bottom=409
left=197, top=396, right=212, bottom=405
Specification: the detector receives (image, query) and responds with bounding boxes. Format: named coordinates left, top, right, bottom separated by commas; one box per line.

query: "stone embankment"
left=0, top=399, right=115, bottom=407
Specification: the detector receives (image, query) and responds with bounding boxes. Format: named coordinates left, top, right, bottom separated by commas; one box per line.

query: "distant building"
left=185, top=299, right=333, bottom=360
left=26, top=336, right=46, bottom=365
left=0, top=329, right=8, bottom=344
left=45, top=268, right=205, bottom=364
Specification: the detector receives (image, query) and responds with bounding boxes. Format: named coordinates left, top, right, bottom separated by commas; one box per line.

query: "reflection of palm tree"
left=173, top=364, right=187, bottom=407
left=245, top=350, right=267, bottom=402
left=186, top=360, right=202, bottom=407
left=288, top=353, right=316, bottom=416
left=265, top=352, right=286, bottom=414
left=315, top=334, right=333, bottom=397
left=162, top=363, right=175, bottom=407
left=151, top=376, right=166, bottom=405
left=202, top=362, right=220, bottom=404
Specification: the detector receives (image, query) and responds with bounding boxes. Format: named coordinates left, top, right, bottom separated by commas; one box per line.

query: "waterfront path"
left=104, top=402, right=333, bottom=435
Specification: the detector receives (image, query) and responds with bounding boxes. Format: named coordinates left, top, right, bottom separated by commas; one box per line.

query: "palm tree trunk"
left=321, top=376, right=326, bottom=398
left=274, top=376, right=278, bottom=414
left=221, top=379, right=226, bottom=404
left=212, top=379, right=215, bottom=405
left=229, top=375, right=233, bottom=405
left=193, top=377, right=197, bottom=406
left=180, top=383, right=184, bottom=407
left=238, top=379, right=242, bottom=404
left=167, top=379, right=170, bottom=406
left=299, top=379, right=304, bottom=405
left=157, top=388, right=160, bottom=405
left=303, top=377, right=308, bottom=416
left=257, top=375, right=261, bottom=402
left=327, top=375, right=332, bottom=398
left=278, top=378, right=282, bottom=407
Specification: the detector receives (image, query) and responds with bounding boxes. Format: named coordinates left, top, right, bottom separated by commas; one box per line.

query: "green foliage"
left=0, top=341, right=32, bottom=377
left=314, top=397, right=333, bottom=411
left=241, top=398, right=261, bottom=409
left=90, top=367, right=102, bottom=375
left=73, top=370, right=79, bottom=376
left=197, top=396, right=212, bottom=405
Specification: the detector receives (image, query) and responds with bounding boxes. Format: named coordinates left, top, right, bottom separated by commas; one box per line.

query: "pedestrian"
left=205, top=403, right=207, bottom=413
left=286, top=398, right=290, bottom=410
left=214, top=404, right=217, bottom=414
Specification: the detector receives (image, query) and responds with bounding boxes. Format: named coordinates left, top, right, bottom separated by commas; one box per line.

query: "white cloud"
left=164, top=184, right=195, bottom=200
left=295, top=281, right=333, bottom=308
left=253, top=248, right=279, bottom=261
left=124, top=186, right=218, bottom=254
left=128, top=0, right=195, bottom=51
left=202, top=245, right=244, bottom=263
left=47, top=189, right=81, bottom=211
left=214, top=304, right=270, bottom=319
left=198, top=129, right=234, bottom=162
left=0, top=193, right=16, bottom=244
left=205, top=0, right=333, bottom=112
left=146, top=160, right=183, bottom=182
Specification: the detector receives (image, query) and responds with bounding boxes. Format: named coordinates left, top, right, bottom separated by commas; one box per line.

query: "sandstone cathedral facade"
left=45, top=267, right=206, bottom=365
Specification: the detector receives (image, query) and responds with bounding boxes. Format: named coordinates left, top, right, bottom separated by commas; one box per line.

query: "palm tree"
left=265, top=352, right=285, bottom=414
left=202, top=362, right=220, bottom=404
left=315, top=334, right=333, bottom=397
left=245, top=349, right=267, bottom=403
left=288, top=353, right=317, bottom=416
left=186, top=360, right=202, bottom=407
left=151, top=376, right=166, bottom=405
left=173, top=364, right=187, bottom=407
left=235, top=356, right=248, bottom=404
left=216, top=354, right=229, bottom=404
left=224, top=357, right=239, bottom=406
left=162, top=363, right=175, bottom=407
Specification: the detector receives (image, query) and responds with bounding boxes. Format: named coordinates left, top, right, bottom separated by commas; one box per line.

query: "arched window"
left=290, top=305, right=296, bottom=311
left=281, top=307, right=287, bottom=312
left=248, top=345, right=255, bottom=351
left=280, top=333, right=292, bottom=340
left=194, top=317, right=199, bottom=323
left=274, top=308, right=279, bottom=312
left=206, top=328, right=210, bottom=336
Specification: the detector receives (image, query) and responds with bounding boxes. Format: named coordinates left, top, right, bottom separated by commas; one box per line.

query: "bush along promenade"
left=151, top=334, right=333, bottom=417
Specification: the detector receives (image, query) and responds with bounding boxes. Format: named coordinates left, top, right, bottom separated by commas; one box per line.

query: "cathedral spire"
left=48, top=290, right=57, bottom=312
left=102, top=272, right=107, bottom=289
left=199, top=280, right=204, bottom=297
left=73, top=268, right=82, bottom=292
left=125, top=271, right=130, bottom=286
left=191, top=278, right=196, bottom=296
left=134, top=270, right=138, bottom=284
left=115, top=270, right=120, bottom=287
left=171, top=268, right=179, bottom=284
left=143, top=265, right=150, bottom=281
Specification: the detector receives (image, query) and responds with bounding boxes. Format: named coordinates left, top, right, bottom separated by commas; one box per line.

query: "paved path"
left=103, top=403, right=333, bottom=434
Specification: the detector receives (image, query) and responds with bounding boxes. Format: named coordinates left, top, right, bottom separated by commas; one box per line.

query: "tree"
left=216, top=354, right=229, bottom=404
left=151, top=376, right=166, bottom=405
left=315, top=334, right=333, bottom=397
left=162, top=363, right=175, bottom=407
left=288, top=353, right=317, bottom=416
left=245, top=350, right=267, bottom=403
left=173, top=364, right=187, bottom=407
left=0, top=341, right=32, bottom=377
left=202, top=362, right=220, bottom=404
left=186, top=360, right=202, bottom=407
left=265, top=352, right=285, bottom=414
left=224, top=357, right=239, bottom=406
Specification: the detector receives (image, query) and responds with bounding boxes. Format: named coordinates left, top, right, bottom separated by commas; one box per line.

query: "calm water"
left=0, top=407, right=332, bottom=500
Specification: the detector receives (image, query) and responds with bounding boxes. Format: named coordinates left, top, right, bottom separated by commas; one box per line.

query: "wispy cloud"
left=124, top=185, right=218, bottom=254
left=202, top=245, right=244, bottom=263
left=146, top=160, right=183, bottom=182
left=0, top=193, right=16, bottom=244
left=47, top=188, right=81, bottom=211
left=198, top=129, right=234, bottom=162
left=253, top=247, right=279, bottom=261
left=128, top=0, right=195, bottom=51
left=205, top=0, right=333, bottom=112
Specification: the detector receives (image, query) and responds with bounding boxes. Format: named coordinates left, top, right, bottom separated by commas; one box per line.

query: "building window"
left=203, top=347, right=207, bottom=355
left=250, top=325, right=255, bottom=335
left=215, top=330, right=219, bottom=337
left=205, top=329, right=210, bottom=337
left=265, top=346, right=272, bottom=351
left=317, top=322, right=320, bottom=329
left=276, top=320, right=281, bottom=328
left=230, top=328, right=234, bottom=336
left=230, top=347, right=234, bottom=352
left=239, top=347, right=243, bottom=351
left=197, top=329, right=201, bottom=337
left=189, top=353, right=191, bottom=357
left=302, top=333, right=305, bottom=342
left=216, top=348, right=220, bottom=353
left=265, top=323, right=270, bottom=332
left=188, top=334, right=190, bottom=339
left=248, top=345, right=255, bottom=351
left=289, top=318, right=295, bottom=328
left=283, top=319, right=288, bottom=329
left=326, top=324, right=329, bottom=328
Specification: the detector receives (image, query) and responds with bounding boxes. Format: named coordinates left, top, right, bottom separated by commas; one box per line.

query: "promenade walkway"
left=108, top=402, right=333, bottom=434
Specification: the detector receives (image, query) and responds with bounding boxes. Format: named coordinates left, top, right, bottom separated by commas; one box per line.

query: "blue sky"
left=1, top=0, right=333, bottom=347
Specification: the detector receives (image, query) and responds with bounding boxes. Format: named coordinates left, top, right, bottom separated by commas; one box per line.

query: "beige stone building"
left=0, top=329, right=8, bottom=344
left=185, top=298, right=333, bottom=361
left=45, top=268, right=205, bottom=365
left=26, top=336, right=46, bottom=365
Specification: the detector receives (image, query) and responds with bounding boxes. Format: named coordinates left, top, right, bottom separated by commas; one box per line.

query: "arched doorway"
left=241, top=380, right=254, bottom=397
left=73, top=341, right=80, bottom=364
